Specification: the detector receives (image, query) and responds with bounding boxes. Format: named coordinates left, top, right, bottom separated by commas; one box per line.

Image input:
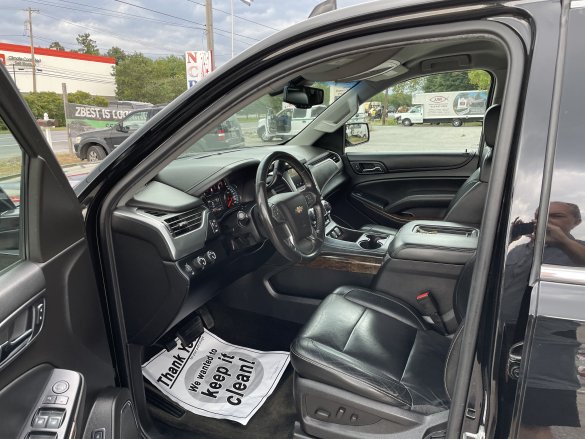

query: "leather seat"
left=291, top=258, right=474, bottom=433
left=358, top=105, right=501, bottom=236
left=291, top=286, right=452, bottom=412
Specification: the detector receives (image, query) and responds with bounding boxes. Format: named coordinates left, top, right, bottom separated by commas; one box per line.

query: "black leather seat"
left=358, top=105, right=501, bottom=236
left=291, top=258, right=474, bottom=435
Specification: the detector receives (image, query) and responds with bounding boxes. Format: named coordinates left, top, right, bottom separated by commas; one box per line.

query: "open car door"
left=0, top=65, right=137, bottom=438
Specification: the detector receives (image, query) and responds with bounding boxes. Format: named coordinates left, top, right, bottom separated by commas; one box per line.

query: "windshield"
left=180, top=82, right=356, bottom=155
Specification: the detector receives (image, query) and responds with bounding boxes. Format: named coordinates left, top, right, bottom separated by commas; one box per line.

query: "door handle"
left=0, top=328, right=33, bottom=362
left=362, top=166, right=383, bottom=173
left=350, top=161, right=387, bottom=174
left=0, top=297, right=45, bottom=369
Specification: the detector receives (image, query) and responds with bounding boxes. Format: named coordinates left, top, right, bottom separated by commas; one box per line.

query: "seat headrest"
left=483, top=104, right=501, bottom=148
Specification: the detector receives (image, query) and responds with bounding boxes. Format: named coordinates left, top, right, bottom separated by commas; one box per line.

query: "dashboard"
left=110, top=145, right=345, bottom=346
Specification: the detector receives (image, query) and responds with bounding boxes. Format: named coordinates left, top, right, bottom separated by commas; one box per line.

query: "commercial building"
left=0, top=43, right=116, bottom=97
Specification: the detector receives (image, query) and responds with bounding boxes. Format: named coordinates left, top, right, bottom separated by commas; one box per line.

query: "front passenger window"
left=360, top=70, right=491, bottom=153
left=0, top=116, right=22, bottom=272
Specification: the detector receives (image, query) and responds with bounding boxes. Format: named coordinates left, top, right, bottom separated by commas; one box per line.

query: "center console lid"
left=387, top=220, right=478, bottom=265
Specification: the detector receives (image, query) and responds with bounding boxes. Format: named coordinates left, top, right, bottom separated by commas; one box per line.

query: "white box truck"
left=395, top=90, right=488, bottom=127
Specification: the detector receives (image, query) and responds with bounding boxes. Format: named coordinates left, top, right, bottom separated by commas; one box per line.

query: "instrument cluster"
left=202, top=178, right=241, bottom=217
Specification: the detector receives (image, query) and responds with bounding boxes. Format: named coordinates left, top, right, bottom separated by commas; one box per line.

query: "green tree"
left=114, top=53, right=186, bottom=104
left=67, top=90, right=109, bottom=107
left=387, top=92, right=412, bottom=110
left=468, top=70, right=491, bottom=90
left=423, top=72, right=475, bottom=92
left=76, top=33, right=99, bottom=55
left=49, top=41, right=65, bottom=51
left=106, top=46, right=127, bottom=64
left=23, top=92, right=65, bottom=126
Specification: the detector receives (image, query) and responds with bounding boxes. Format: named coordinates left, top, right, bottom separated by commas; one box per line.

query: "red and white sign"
left=0, top=53, right=5, bottom=64
left=185, top=51, right=212, bottom=89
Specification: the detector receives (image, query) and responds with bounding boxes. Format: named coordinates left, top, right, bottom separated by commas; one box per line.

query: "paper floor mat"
left=142, top=329, right=290, bottom=425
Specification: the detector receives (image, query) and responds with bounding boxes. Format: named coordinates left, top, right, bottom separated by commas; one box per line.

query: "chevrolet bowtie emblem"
left=295, top=206, right=304, bottom=214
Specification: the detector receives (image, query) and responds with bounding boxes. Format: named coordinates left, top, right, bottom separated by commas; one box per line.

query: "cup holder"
left=358, top=234, right=384, bottom=249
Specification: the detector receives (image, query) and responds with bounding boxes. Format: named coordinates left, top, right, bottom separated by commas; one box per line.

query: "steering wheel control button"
left=92, top=429, right=106, bottom=439
left=303, top=192, right=316, bottom=206
left=206, top=251, right=217, bottom=263
left=55, top=396, right=69, bottom=405
left=270, top=206, right=283, bottom=222
left=52, top=381, right=69, bottom=394
left=43, top=395, right=57, bottom=404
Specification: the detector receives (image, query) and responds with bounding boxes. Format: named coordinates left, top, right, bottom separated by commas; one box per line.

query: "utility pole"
left=205, top=0, right=215, bottom=70
left=26, top=7, right=39, bottom=93
left=62, top=83, right=73, bottom=154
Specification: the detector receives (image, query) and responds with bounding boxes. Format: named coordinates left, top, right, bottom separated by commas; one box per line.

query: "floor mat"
left=143, top=329, right=290, bottom=426
left=149, top=366, right=296, bottom=439
left=146, top=303, right=302, bottom=438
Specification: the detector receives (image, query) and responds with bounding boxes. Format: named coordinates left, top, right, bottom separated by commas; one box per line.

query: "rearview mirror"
left=345, top=123, right=370, bottom=147
left=283, top=86, right=324, bottom=108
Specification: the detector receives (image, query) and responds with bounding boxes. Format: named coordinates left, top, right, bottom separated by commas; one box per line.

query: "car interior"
left=95, top=20, right=517, bottom=439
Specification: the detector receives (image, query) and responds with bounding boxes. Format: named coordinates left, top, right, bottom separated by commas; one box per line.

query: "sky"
left=0, top=0, right=371, bottom=66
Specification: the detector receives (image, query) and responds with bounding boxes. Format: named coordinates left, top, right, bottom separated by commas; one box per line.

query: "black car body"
left=1, top=1, right=585, bottom=439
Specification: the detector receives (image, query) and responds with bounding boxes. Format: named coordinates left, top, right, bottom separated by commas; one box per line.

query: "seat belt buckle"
left=416, top=291, right=447, bottom=334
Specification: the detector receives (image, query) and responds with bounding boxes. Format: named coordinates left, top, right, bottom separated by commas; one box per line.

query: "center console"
left=321, top=202, right=394, bottom=257
left=372, top=220, right=478, bottom=332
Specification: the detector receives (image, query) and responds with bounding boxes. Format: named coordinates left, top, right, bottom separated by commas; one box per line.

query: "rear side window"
left=0, top=116, right=22, bottom=272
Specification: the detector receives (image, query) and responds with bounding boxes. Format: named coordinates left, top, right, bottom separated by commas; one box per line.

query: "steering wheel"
left=255, top=151, right=325, bottom=262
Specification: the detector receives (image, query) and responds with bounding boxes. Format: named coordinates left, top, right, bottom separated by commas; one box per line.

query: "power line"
left=184, top=0, right=279, bottom=31
left=113, top=0, right=261, bottom=42
left=25, top=0, right=203, bottom=32
left=37, top=12, right=187, bottom=54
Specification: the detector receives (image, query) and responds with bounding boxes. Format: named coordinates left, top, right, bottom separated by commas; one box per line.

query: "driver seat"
left=290, top=258, right=474, bottom=437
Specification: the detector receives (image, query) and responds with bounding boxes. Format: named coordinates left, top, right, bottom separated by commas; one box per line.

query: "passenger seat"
left=359, top=104, right=501, bottom=236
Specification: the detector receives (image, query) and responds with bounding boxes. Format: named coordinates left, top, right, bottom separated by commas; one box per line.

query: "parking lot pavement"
left=357, top=125, right=483, bottom=152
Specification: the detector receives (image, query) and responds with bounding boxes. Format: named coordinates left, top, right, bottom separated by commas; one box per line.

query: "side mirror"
left=115, top=122, right=128, bottom=132
left=345, top=123, right=370, bottom=147
left=0, top=185, right=16, bottom=214
left=283, top=86, right=324, bottom=108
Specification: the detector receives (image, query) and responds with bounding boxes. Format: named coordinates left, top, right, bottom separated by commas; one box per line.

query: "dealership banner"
left=142, top=330, right=289, bottom=425
left=185, top=50, right=212, bottom=89
left=65, top=103, right=132, bottom=139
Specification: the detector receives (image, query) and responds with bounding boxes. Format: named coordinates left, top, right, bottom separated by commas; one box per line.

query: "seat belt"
left=416, top=291, right=447, bottom=334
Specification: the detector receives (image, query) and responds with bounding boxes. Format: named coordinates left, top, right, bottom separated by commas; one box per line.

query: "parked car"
left=1, top=2, right=584, bottom=439
left=74, top=106, right=164, bottom=161
left=75, top=107, right=245, bottom=161
left=257, top=105, right=327, bottom=141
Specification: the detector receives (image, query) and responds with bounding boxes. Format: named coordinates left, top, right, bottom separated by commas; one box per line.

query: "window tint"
left=354, top=71, right=490, bottom=153
left=0, top=117, right=22, bottom=271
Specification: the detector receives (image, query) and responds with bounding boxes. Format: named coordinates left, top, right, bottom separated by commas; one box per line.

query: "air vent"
left=329, top=152, right=341, bottom=163
left=143, top=209, right=166, bottom=217
left=164, top=208, right=204, bottom=238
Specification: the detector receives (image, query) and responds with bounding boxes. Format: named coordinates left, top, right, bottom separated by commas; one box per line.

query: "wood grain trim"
left=299, top=254, right=383, bottom=275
